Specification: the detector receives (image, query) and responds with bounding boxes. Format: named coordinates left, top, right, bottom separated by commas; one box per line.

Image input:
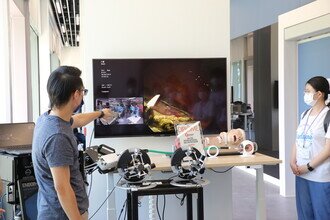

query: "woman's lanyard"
left=302, top=107, right=326, bottom=148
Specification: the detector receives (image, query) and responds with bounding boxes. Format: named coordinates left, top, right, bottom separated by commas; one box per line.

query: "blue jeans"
left=296, top=176, right=330, bottom=220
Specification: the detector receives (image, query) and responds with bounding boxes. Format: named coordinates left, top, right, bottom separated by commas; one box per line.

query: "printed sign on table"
left=175, top=121, right=204, bottom=154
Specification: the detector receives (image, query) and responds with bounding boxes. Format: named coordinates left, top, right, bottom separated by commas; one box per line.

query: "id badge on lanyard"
left=297, top=128, right=313, bottom=160
left=297, top=107, right=326, bottom=160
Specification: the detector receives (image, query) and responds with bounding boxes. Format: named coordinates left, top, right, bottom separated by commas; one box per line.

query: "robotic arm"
left=171, top=147, right=205, bottom=180
left=117, top=148, right=156, bottom=182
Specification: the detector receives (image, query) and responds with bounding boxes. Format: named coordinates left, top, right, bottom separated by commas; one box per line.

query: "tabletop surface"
left=151, top=153, right=282, bottom=171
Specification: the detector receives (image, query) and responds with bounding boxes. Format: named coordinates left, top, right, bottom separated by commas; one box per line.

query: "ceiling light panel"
left=50, top=0, right=80, bottom=47
left=55, top=0, right=61, bottom=14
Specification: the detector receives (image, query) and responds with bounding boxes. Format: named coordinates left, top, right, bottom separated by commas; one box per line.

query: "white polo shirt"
left=296, top=107, right=330, bottom=182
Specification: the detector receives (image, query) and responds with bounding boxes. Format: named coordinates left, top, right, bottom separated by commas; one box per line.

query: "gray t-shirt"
left=32, top=112, right=88, bottom=220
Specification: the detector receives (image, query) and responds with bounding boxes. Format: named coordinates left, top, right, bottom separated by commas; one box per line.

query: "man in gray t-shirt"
left=32, top=66, right=114, bottom=220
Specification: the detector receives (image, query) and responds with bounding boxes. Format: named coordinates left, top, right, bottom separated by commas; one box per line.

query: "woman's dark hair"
left=47, top=66, right=83, bottom=109
left=307, top=76, right=330, bottom=105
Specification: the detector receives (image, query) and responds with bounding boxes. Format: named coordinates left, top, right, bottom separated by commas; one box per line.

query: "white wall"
left=231, top=0, right=314, bottom=39
left=60, top=47, right=82, bottom=69
left=28, top=0, right=40, bottom=34
left=278, top=0, right=330, bottom=196
left=38, top=0, right=62, bottom=113
left=231, top=37, right=245, bottom=62
left=82, top=0, right=231, bottom=152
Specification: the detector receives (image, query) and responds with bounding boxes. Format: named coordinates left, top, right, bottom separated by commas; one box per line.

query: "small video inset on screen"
left=95, top=97, right=144, bottom=125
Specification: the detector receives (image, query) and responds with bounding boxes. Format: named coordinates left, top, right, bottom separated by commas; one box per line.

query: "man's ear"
left=73, top=90, right=80, bottom=99
left=71, top=90, right=80, bottom=103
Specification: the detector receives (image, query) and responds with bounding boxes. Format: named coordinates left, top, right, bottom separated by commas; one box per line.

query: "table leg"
left=254, top=165, right=266, bottom=220
left=106, top=173, right=117, bottom=220
left=132, top=192, right=139, bottom=220
left=197, top=188, right=204, bottom=220
left=186, top=193, right=193, bottom=220
left=127, top=191, right=132, bottom=220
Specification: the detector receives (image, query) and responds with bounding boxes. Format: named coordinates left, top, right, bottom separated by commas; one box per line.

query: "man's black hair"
left=47, top=66, right=83, bottom=109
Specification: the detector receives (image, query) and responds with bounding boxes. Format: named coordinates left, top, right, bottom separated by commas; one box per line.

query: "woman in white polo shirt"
left=290, top=76, right=330, bottom=220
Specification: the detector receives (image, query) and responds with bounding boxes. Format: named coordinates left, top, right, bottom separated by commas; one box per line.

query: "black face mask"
left=74, top=99, right=84, bottom=113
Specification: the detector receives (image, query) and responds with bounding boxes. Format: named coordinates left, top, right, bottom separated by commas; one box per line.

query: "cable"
left=180, top=194, right=185, bottom=206
left=174, top=194, right=185, bottom=206
left=162, top=195, right=166, bottom=220
left=88, top=127, right=95, bottom=148
left=203, top=146, right=230, bottom=151
left=85, top=163, right=97, bottom=170
left=210, top=166, right=234, bottom=173
left=156, top=195, right=161, bottom=220
left=85, top=162, right=97, bottom=168
left=124, top=200, right=127, bottom=220
left=147, top=149, right=173, bottom=156
left=167, top=175, right=177, bottom=181
left=88, top=177, right=122, bottom=220
left=88, top=173, right=93, bottom=198
left=174, top=194, right=182, bottom=200
left=85, top=167, right=97, bottom=173
left=117, top=199, right=127, bottom=220
left=85, top=166, right=98, bottom=175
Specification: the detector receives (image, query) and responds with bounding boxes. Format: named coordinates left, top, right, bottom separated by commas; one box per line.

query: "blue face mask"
left=74, top=99, right=84, bottom=113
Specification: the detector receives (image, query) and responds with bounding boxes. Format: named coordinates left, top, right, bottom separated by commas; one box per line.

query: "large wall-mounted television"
left=93, top=58, right=227, bottom=137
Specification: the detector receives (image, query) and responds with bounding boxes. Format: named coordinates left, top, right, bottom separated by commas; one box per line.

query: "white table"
left=106, top=153, right=281, bottom=220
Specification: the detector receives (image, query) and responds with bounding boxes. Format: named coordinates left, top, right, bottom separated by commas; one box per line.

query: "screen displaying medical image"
left=143, top=59, right=227, bottom=134
left=93, top=58, right=227, bottom=137
left=95, top=97, right=144, bottom=125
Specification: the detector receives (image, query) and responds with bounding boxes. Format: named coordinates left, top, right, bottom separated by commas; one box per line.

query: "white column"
left=10, top=15, right=28, bottom=122
left=0, top=0, right=12, bottom=123
left=278, top=36, right=297, bottom=197
left=39, top=0, right=51, bottom=113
